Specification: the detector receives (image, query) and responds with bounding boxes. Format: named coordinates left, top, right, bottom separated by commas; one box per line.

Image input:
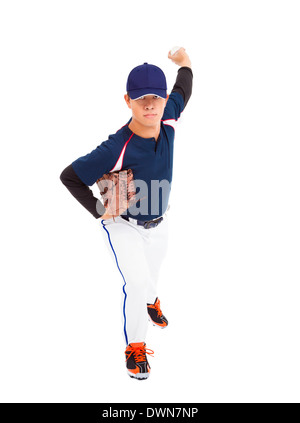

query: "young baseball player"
left=60, top=47, right=193, bottom=380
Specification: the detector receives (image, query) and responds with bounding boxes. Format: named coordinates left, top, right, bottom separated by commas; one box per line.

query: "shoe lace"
left=152, top=298, right=162, bottom=317
left=126, top=345, right=155, bottom=363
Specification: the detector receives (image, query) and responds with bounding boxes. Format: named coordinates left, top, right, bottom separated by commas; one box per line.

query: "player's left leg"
left=142, top=215, right=169, bottom=328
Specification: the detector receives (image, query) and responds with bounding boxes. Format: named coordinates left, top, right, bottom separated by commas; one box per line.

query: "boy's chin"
left=142, top=117, right=161, bottom=126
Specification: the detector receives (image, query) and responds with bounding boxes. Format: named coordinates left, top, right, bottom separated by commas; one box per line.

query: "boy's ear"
left=124, top=94, right=131, bottom=109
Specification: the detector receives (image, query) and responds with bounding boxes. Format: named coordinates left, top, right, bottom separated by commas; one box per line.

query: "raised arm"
left=168, top=47, right=193, bottom=109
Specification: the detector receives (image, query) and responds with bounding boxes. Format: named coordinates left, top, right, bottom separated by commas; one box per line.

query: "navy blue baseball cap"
left=126, top=62, right=167, bottom=100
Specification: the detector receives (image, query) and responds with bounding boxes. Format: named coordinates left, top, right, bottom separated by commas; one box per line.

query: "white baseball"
left=170, top=46, right=181, bottom=56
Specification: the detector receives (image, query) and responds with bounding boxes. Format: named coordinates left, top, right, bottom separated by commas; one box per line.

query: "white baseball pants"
left=100, top=213, right=168, bottom=345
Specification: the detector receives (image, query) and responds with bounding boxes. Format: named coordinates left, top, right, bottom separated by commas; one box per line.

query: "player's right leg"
left=100, top=216, right=154, bottom=379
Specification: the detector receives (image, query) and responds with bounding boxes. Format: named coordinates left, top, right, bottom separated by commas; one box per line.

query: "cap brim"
left=129, top=88, right=167, bottom=100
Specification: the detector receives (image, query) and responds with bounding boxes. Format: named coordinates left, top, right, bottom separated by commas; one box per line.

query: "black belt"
left=121, top=215, right=164, bottom=229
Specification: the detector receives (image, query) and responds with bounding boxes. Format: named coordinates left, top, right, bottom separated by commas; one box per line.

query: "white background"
left=0, top=0, right=299, bottom=403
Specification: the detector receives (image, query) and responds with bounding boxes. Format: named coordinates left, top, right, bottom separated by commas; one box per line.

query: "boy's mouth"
left=144, top=114, right=157, bottom=118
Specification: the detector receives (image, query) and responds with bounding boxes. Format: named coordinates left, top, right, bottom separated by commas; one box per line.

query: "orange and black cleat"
left=125, top=342, right=154, bottom=380
left=147, top=297, right=168, bottom=328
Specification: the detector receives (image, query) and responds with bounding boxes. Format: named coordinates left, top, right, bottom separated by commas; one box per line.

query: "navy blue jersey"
left=71, top=92, right=184, bottom=221
left=60, top=67, right=193, bottom=220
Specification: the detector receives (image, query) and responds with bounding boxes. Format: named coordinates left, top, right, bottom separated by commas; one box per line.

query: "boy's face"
left=124, top=94, right=169, bottom=128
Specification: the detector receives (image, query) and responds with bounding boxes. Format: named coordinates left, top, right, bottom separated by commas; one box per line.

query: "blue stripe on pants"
left=101, top=220, right=128, bottom=345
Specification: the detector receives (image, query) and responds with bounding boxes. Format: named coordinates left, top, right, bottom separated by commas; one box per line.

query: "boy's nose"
left=145, top=101, right=154, bottom=109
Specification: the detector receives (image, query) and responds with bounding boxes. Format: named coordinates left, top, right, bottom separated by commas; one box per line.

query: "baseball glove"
left=96, top=169, right=136, bottom=217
